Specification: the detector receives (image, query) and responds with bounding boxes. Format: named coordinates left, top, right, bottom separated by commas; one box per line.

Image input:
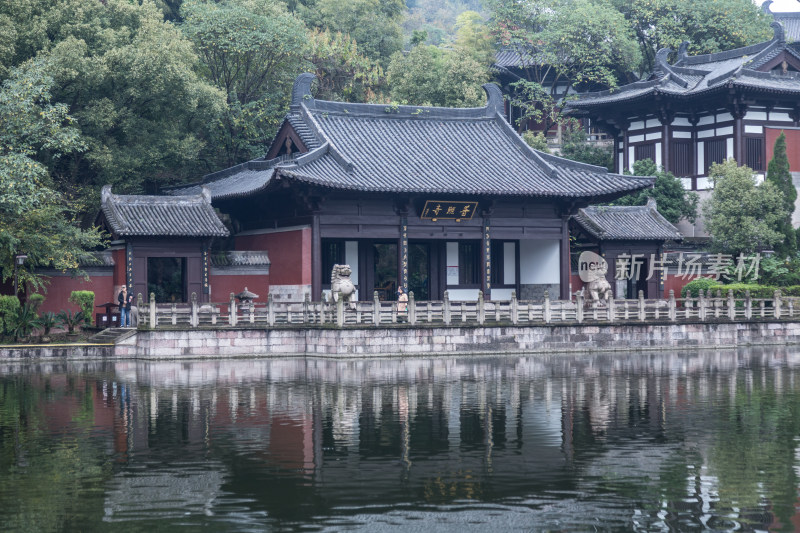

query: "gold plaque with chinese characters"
left=420, top=200, right=478, bottom=222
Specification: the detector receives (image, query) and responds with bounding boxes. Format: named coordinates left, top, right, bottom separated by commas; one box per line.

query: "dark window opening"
left=490, top=242, right=504, bottom=285
left=321, top=240, right=345, bottom=284
left=745, top=137, right=764, bottom=171
left=148, top=257, right=186, bottom=303
left=458, top=242, right=480, bottom=286
left=634, top=143, right=656, bottom=163
left=705, top=139, right=727, bottom=172
left=671, top=141, right=692, bottom=176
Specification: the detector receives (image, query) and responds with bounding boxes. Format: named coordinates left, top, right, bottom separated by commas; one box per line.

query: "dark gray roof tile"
left=574, top=199, right=683, bottom=241
left=100, top=185, right=229, bottom=237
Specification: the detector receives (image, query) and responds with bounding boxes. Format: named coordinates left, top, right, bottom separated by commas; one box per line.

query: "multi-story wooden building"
left=568, top=22, right=800, bottom=194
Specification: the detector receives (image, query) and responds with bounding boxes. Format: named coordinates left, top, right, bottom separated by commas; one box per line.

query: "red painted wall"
left=210, top=274, right=270, bottom=304
left=236, top=227, right=311, bottom=286
left=766, top=127, right=800, bottom=171
left=663, top=274, right=701, bottom=299
left=33, top=273, right=116, bottom=324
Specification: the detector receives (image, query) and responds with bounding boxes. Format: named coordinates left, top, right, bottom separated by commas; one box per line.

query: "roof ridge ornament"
left=762, top=0, right=774, bottom=15
left=290, top=73, right=316, bottom=111
left=482, top=83, right=504, bottom=117
left=771, top=21, right=785, bottom=44
left=678, top=41, right=690, bottom=63
left=654, top=47, right=689, bottom=88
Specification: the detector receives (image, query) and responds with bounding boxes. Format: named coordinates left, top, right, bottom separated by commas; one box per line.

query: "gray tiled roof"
left=100, top=185, right=229, bottom=237
left=172, top=74, right=654, bottom=200
left=570, top=22, right=800, bottom=109
left=764, top=1, right=800, bottom=41
left=573, top=199, right=683, bottom=241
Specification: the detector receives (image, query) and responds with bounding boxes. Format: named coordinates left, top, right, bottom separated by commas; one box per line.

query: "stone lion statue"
left=331, top=264, right=356, bottom=306
left=585, top=261, right=612, bottom=303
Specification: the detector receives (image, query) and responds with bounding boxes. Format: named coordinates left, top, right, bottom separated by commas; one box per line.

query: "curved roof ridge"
left=571, top=78, right=661, bottom=100
left=490, top=114, right=557, bottom=178
left=654, top=48, right=690, bottom=88
left=677, top=37, right=775, bottom=67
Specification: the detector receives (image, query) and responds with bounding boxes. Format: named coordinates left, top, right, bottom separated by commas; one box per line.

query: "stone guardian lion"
left=331, top=264, right=356, bottom=306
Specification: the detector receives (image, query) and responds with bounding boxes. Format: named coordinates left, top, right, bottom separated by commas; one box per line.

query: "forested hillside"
left=0, top=0, right=771, bottom=285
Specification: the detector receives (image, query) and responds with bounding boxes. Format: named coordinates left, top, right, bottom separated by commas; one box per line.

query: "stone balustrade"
left=135, top=289, right=796, bottom=330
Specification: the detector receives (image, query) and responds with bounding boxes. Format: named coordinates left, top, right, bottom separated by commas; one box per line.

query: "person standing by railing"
left=118, top=286, right=129, bottom=327
left=397, top=287, right=408, bottom=322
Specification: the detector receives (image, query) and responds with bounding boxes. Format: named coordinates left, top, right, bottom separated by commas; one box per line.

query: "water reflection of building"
left=4, top=347, right=800, bottom=528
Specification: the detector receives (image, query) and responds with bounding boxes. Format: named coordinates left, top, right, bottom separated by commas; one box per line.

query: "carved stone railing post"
left=229, top=292, right=237, bottom=326
left=336, top=293, right=344, bottom=327
left=443, top=290, right=451, bottom=325
left=511, top=290, right=518, bottom=325
left=714, top=289, right=722, bottom=318
left=760, top=298, right=766, bottom=318
left=191, top=292, right=198, bottom=327
left=303, top=293, right=310, bottom=324
left=136, top=293, right=144, bottom=327
left=789, top=298, right=795, bottom=318
left=373, top=291, right=381, bottom=326
left=576, top=291, right=584, bottom=323
left=477, top=290, right=485, bottom=325
left=543, top=290, right=551, bottom=324
left=638, top=290, right=645, bottom=321
left=149, top=292, right=156, bottom=328
left=744, top=290, right=752, bottom=319
left=668, top=290, right=676, bottom=321
left=623, top=300, right=629, bottom=320
left=171, top=303, right=177, bottom=325
left=607, top=294, right=615, bottom=322
left=250, top=298, right=256, bottom=324
left=409, top=291, right=416, bottom=325
left=727, top=289, right=735, bottom=320
left=267, top=293, right=275, bottom=326
left=775, top=289, right=782, bottom=319
left=698, top=290, right=706, bottom=321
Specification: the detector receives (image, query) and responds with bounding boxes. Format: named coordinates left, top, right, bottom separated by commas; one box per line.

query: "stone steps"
left=88, top=327, right=137, bottom=344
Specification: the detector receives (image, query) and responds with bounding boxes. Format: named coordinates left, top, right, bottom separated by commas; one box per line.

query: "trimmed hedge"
left=681, top=280, right=792, bottom=300
left=69, top=291, right=95, bottom=326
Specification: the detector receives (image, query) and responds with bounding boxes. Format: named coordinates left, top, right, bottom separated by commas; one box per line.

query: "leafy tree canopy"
left=0, top=58, right=105, bottom=289
left=386, top=44, right=490, bottom=107
left=612, top=159, right=699, bottom=225
left=611, top=0, right=772, bottom=75
left=306, top=29, right=385, bottom=103
left=181, top=0, right=308, bottom=168
left=703, top=159, right=785, bottom=256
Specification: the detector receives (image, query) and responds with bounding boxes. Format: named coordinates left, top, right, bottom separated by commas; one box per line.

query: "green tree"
left=558, top=119, right=614, bottom=169
left=611, top=0, right=772, bottom=75
left=453, top=11, right=494, bottom=66
left=181, top=0, right=308, bottom=168
left=765, top=132, right=797, bottom=256
left=306, top=29, right=385, bottom=103
left=386, top=44, right=489, bottom=107
left=612, top=159, right=699, bottom=224
left=1, top=0, right=226, bottom=202
left=488, top=0, right=641, bottom=131
left=0, top=58, right=105, bottom=290
left=300, top=0, right=405, bottom=66
left=703, top=159, right=785, bottom=255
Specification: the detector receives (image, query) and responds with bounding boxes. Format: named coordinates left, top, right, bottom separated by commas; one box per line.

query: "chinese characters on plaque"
left=420, top=200, right=478, bottom=221
left=400, top=217, right=408, bottom=291
left=484, top=220, right=491, bottom=290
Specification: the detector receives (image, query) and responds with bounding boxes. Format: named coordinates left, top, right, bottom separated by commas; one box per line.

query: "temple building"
left=162, top=74, right=653, bottom=303
left=567, top=21, right=800, bottom=200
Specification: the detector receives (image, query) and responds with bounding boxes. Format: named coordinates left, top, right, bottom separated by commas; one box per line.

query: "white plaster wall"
left=503, top=242, right=516, bottom=284
left=345, top=241, right=359, bottom=300
left=490, top=288, right=515, bottom=300
left=446, top=242, right=459, bottom=285
left=655, top=142, right=662, bottom=167
left=519, top=240, right=560, bottom=285
left=447, top=289, right=480, bottom=301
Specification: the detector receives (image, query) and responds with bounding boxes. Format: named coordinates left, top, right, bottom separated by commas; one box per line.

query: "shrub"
left=27, top=293, right=45, bottom=311
left=711, top=283, right=776, bottom=299
left=782, top=285, right=800, bottom=297
left=0, top=296, right=21, bottom=336
left=13, top=304, right=41, bottom=339
left=39, top=311, right=63, bottom=335
left=69, top=291, right=95, bottom=326
left=58, top=310, right=85, bottom=334
left=680, top=278, right=718, bottom=298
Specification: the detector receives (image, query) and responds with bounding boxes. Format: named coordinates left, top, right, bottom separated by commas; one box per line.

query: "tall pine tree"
left=766, top=132, right=797, bottom=256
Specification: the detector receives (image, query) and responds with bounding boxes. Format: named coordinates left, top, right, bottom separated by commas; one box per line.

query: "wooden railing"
left=134, top=288, right=799, bottom=329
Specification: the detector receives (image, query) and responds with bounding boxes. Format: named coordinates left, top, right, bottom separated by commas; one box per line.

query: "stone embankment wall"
left=109, top=320, right=800, bottom=359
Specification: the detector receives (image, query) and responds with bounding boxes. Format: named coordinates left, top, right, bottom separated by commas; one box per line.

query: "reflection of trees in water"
left=3, top=348, right=800, bottom=529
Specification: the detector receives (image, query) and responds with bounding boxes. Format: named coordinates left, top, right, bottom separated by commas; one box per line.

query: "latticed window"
left=671, top=141, right=692, bottom=176
left=634, top=143, right=656, bottom=164
left=705, top=139, right=727, bottom=172
left=745, top=137, right=764, bottom=171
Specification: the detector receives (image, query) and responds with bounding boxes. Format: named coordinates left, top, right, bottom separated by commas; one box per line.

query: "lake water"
left=2, top=349, right=800, bottom=531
